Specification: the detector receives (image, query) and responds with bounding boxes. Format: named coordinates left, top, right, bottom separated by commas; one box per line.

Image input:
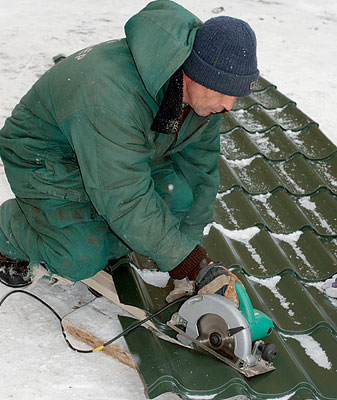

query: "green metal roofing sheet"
left=113, top=76, right=337, bottom=399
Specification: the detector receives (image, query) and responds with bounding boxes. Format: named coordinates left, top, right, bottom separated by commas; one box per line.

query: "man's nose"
left=222, top=95, right=236, bottom=111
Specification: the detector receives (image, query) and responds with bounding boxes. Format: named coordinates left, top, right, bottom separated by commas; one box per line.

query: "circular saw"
left=167, top=282, right=277, bottom=377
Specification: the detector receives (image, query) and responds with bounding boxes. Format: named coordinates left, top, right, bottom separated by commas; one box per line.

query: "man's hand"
left=167, top=243, right=243, bottom=306
left=165, top=278, right=195, bottom=303
left=195, top=263, right=244, bottom=306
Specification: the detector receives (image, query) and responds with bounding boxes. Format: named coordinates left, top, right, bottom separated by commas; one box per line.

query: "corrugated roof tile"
left=221, top=125, right=336, bottom=161
left=233, top=85, right=294, bottom=111
left=295, top=190, right=337, bottom=235
left=237, top=271, right=336, bottom=332
left=266, top=104, right=315, bottom=131
left=311, top=154, right=337, bottom=193
left=112, top=76, right=337, bottom=399
left=283, top=126, right=336, bottom=160
left=219, top=155, right=283, bottom=194
left=272, top=155, right=330, bottom=195
left=204, top=226, right=336, bottom=279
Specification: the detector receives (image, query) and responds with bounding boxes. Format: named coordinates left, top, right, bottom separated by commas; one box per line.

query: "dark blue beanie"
left=183, top=16, right=259, bottom=97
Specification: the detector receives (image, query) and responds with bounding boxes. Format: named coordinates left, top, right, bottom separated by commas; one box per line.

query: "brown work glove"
left=166, top=245, right=210, bottom=303
left=165, top=278, right=195, bottom=303
left=169, top=245, right=210, bottom=281
left=195, top=263, right=244, bottom=307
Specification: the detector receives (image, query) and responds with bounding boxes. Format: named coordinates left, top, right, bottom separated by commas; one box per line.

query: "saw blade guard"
left=176, top=294, right=258, bottom=366
left=236, top=282, right=274, bottom=342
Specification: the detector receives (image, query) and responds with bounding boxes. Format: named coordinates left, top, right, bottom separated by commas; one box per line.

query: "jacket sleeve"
left=170, top=115, right=221, bottom=243
left=61, top=107, right=197, bottom=272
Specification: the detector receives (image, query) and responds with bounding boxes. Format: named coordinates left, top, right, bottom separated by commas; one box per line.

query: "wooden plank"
left=82, top=270, right=158, bottom=331
left=62, top=297, right=138, bottom=371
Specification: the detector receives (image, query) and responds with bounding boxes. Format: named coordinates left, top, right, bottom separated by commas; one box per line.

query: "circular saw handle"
left=236, top=282, right=274, bottom=342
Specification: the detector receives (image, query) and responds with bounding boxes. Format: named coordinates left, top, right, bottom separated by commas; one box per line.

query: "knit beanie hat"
left=183, top=16, right=259, bottom=97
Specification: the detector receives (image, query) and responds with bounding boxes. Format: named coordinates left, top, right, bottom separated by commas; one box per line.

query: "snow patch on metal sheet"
left=252, top=193, right=282, bottom=224
left=305, top=275, right=337, bottom=307
left=223, top=155, right=262, bottom=168
left=282, top=333, right=332, bottom=370
left=247, top=275, right=296, bottom=318
left=130, top=263, right=170, bottom=288
left=275, top=162, right=306, bottom=194
left=216, top=193, right=240, bottom=228
left=185, top=394, right=217, bottom=399
left=252, top=132, right=281, bottom=155
left=299, top=196, right=335, bottom=234
left=315, top=160, right=337, bottom=190
left=271, top=231, right=319, bottom=277
left=204, top=223, right=266, bottom=272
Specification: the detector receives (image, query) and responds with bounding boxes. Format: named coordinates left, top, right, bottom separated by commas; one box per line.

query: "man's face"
left=183, top=73, right=236, bottom=117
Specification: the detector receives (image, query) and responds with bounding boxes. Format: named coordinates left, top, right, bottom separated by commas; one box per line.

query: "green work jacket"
left=0, top=0, right=221, bottom=272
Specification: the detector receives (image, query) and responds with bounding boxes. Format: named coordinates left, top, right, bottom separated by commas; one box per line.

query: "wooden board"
left=62, top=297, right=138, bottom=371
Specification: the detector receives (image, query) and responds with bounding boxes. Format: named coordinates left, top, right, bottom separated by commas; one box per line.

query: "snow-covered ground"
left=0, top=0, right=336, bottom=399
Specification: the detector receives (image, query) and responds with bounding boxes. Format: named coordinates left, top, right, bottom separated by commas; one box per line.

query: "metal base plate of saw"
left=167, top=293, right=276, bottom=378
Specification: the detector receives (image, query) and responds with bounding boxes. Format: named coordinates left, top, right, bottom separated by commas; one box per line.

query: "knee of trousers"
left=41, top=222, right=110, bottom=282
left=0, top=197, right=110, bottom=281
left=0, top=199, right=31, bottom=261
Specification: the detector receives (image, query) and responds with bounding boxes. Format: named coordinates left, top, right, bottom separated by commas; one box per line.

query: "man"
left=0, top=1, right=258, bottom=298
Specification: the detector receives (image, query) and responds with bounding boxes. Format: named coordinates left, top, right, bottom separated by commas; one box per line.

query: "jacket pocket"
left=30, top=159, right=89, bottom=202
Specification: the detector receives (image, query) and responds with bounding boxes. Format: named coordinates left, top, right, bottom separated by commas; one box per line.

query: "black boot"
left=0, top=254, right=32, bottom=288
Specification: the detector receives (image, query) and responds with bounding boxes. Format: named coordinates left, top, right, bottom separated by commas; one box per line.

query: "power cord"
left=0, top=289, right=186, bottom=354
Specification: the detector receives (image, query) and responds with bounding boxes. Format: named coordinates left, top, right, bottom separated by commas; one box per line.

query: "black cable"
left=0, top=289, right=92, bottom=353
left=98, top=295, right=187, bottom=351
left=0, top=289, right=187, bottom=354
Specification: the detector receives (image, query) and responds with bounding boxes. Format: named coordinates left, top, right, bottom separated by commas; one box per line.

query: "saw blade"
left=166, top=321, right=275, bottom=378
left=166, top=321, right=243, bottom=373
left=196, top=313, right=237, bottom=362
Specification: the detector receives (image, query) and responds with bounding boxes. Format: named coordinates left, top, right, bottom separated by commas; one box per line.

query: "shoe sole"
left=0, top=277, right=32, bottom=288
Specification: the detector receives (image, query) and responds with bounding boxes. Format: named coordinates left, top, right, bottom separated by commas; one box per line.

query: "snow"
left=251, top=193, right=272, bottom=203
left=1, top=0, right=337, bottom=398
left=305, top=274, right=337, bottom=306
left=282, top=333, right=332, bottom=370
left=204, top=222, right=266, bottom=271
left=276, top=161, right=306, bottom=194
left=299, top=196, right=316, bottom=212
left=252, top=192, right=282, bottom=224
left=298, top=196, right=335, bottom=234
left=0, top=168, right=14, bottom=203
left=322, top=274, right=337, bottom=298
left=215, top=192, right=240, bottom=228
left=248, top=275, right=296, bottom=318
left=284, top=130, right=306, bottom=148
left=271, top=231, right=319, bottom=277
left=0, top=279, right=158, bottom=399
left=130, top=263, right=170, bottom=288
left=216, top=189, right=233, bottom=198
left=252, top=132, right=281, bottom=155
left=271, top=231, right=303, bottom=243
left=204, top=222, right=260, bottom=242
left=231, top=109, right=266, bottom=132
left=223, top=155, right=261, bottom=168
left=315, top=160, right=337, bottom=190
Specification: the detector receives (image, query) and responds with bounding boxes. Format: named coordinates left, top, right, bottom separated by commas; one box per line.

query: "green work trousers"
left=0, top=158, right=193, bottom=281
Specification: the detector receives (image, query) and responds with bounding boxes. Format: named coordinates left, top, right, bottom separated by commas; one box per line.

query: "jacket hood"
left=125, top=0, right=202, bottom=100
